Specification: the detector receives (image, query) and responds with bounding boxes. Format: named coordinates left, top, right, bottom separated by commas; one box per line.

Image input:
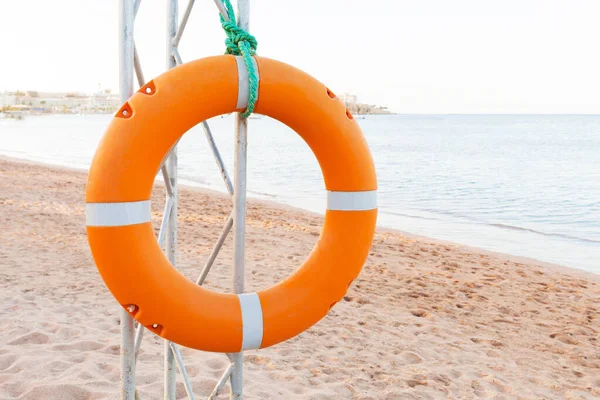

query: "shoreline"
left=0, top=153, right=592, bottom=279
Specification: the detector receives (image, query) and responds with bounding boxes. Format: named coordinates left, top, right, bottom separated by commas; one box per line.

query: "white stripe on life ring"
left=235, top=56, right=260, bottom=110
left=86, top=201, right=151, bottom=227
left=327, top=190, right=377, bottom=211
left=238, top=292, right=264, bottom=350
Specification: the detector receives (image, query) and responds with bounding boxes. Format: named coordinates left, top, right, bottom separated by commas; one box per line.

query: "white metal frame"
left=118, top=0, right=250, bottom=398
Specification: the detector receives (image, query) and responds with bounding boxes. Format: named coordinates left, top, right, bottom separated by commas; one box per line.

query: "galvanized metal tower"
left=118, top=1, right=250, bottom=398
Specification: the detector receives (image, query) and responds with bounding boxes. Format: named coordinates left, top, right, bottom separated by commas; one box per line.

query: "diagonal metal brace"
left=170, top=342, right=196, bottom=399
left=174, top=0, right=196, bottom=48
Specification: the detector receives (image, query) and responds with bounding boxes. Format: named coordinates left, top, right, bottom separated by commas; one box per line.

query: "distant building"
left=339, top=93, right=358, bottom=106
left=0, top=92, right=20, bottom=108
left=86, top=91, right=121, bottom=112
left=0, top=89, right=120, bottom=113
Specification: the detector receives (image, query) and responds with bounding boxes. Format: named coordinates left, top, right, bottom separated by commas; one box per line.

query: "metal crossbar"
left=202, top=121, right=234, bottom=195
left=171, top=343, right=197, bottom=399
left=161, top=165, right=174, bottom=197
left=174, top=0, right=196, bottom=47
left=209, top=363, right=234, bottom=399
left=119, top=0, right=250, bottom=398
left=133, top=0, right=141, bottom=16
left=212, top=0, right=230, bottom=21
left=133, top=45, right=144, bottom=88
left=173, top=47, right=184, bottom=66
left=196, top=214, right=234, bottom=285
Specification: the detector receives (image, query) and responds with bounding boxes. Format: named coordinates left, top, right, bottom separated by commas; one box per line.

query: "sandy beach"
left=1, top=157, right=599, bottom=399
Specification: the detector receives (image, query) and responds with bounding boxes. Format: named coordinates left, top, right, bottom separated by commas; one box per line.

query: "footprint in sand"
left=102, top=344, right=120, bottom=355
left=398, top=351, right=423, bottom=365
left=193, top=377, right=220, bottom=394
left=44, top=360, right=73, bottom=374
left=19, top=384, right=92, bottom=400
left=67, top=353, right=89, bottom=364
left=0, top=353, right=18, bottom=371
left=78, top=371, right=95, bottom=381
left=410, top=309, right=429, bottom=318
left=2, top=381, right=28, bottom=398
left=96, top=361, right=120, bottom=380
left=550, top=333, right=579, bottom=345
left=55, top=326, right=81, bottom=340
left=52, top=340, right=104, bottom=352
left=204, top=356, right=228, bottom=371
left=7, top=332, right=50, bottom=345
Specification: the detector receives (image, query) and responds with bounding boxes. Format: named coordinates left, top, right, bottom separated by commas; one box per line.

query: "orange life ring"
left=86, top=55, right=377, bottom=352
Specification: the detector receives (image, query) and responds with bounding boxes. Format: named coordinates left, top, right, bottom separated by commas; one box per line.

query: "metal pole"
left=119, top=0, right=136, bottom=399
left=165, top=1, right=178, bottom=399
left=232, top=117, right=247, bottom=296
left=230, top=2, right=250, bottom=398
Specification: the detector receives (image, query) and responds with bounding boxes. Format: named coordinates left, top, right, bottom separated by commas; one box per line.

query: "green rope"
left=219, top=0, right=258, bottom=118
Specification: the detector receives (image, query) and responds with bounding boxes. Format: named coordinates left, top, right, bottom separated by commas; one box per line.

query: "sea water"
left=1, top=113, right=598, bottom=272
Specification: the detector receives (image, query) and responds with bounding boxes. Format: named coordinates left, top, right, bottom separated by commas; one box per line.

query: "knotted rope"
left=219, top=0, right=258, bottom=118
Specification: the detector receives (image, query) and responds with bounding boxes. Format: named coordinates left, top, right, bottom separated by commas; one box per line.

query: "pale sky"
left=1, top=0, right=599, bottom=113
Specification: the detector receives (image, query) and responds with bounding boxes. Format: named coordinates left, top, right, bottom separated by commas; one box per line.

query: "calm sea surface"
left=1, top=114, right=599, bottom=272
